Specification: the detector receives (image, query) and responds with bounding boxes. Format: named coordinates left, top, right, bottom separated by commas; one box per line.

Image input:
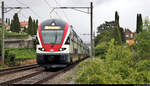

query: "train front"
left=36, top=19, right=71, bottom=69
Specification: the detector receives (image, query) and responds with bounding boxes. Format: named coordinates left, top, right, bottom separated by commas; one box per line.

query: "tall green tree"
left=28, top=16, right=33, bottom=35
left=10, top=13, right=20, bottom=32
left=6, top=18, right=8, bottom=24
left=32, top=19, right=36, bottom=35
left=35, top=19, right=38, bottom=33
left=115, top=11, right=122, bottom=44
left=10, top=19, right=15, bottom=32
left=136, top=13, right=143, bottom=33
left=115, top=11, right=119, bottom=27
left=13, top=13, right=20, bottom=32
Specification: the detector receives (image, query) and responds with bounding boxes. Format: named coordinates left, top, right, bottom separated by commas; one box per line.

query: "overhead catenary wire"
left=15, top=0, right=41, bottom=19
left=42, top=0, right=62, bottom=19
left=53, top=0, right=70, bottom=22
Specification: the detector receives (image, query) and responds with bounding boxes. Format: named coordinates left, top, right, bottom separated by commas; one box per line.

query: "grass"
left=5, top=31, right=28, bottom=38
left=0, top=28, right=29, bottom=38
left=5, top=48, right=36, bottom=59
left=65, top=76, right=73, bottom=82
left=0, top=65, right=3, bottom=69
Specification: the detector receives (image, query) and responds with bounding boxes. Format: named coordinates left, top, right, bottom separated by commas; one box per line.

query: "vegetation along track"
left=0, top=64, right=39, bottom=77
left=0, top=57, right=88, bottom=84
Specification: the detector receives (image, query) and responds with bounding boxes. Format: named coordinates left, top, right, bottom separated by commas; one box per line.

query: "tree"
left=143, top=16, right=150, bottom=30
left=32, top=19, right=36, bottom=35
left=115, top=11, right=119, bottom=27
left=35, top=19, right=38, bottom=33
left=13, top=13, right=20, bottom=32
left=95, top=11, right=125, bottom=46
left=10, top=19, right=15, bottom=32
left=136, top=13, right=143, bottom=33
left=115, top=11, right=122, bottom=44
left=10, top=13, right=20, bottom=32
left=5, top=18, right=8, bottom=24
left=28, top=16, right=33, bottom=35
left=97, top=21, right=115, bottom=33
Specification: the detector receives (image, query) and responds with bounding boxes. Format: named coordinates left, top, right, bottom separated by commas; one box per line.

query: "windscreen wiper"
left=54, top=31, right=58, bottom=44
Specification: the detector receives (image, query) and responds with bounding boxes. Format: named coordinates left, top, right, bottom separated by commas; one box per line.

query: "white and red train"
left=36, top=19, right=90, bottom=69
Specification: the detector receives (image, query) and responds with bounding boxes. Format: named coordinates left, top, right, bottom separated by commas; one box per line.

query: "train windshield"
left=41, top=30, right=64, bottom=44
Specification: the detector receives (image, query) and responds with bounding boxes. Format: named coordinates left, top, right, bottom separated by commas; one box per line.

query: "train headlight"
left=42, top=48, right=45, bottom=51
left=59, top=48, right=66, bottom=51
left=59, top=48, right=62, bottom=51
left=50, top=49, right=54, bottom=52
left=38, top=48, right=45, bottom=51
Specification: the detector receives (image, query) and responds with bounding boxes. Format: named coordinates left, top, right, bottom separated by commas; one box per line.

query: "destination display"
left=44, top=26, right=61, bottom=30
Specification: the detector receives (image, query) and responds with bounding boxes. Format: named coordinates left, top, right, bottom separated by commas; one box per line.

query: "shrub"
left=136, top=60, right=150, bottom=72
left=134, top=30, right=150, bottom=60
left=5, top=49, right=16, bottom=66
left=95, top=42, right=108, bottom=59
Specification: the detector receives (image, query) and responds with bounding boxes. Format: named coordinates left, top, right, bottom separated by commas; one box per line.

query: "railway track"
left=0, top=64, right=40, bottom=77
left=0, top=57, right=88, bottom=84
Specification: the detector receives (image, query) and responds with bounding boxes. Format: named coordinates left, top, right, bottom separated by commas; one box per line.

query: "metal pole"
left=1, top=1, right=4, bottom=65
left=90, top=2, right=93, bottom=58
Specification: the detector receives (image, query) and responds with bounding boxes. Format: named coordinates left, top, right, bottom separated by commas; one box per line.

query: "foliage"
left=5, top=31, right=28, bottom=38
left=134, top=30, right=150, bottom=60
left=136, top=60, right=150, bottom=72
left=5, top=49, right=16, bottom=66
left=10, top=13, right=20, bottom=33
left=27, top=16, right=38, bottom=35
left=136, top=13, right=143, bottom=33
left=28, top=16, right=33, bottom=35
left=94, top=42, right=108, bottom=59
left=76, top=38, right=150, bottom=84
left=97, top=21, right=115, bottom=33
left=115, top=11, right=119, bottom=26
left=95, top=11, right=125, bottom=46
left=143, top=16, right=150, bottom=30
left=95, top=29, right=114, bottom=46
left=6, top=48, right=36, bottom=59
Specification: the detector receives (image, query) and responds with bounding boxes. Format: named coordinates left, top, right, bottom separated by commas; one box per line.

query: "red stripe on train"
left=38, top=23, right=69, bottom=52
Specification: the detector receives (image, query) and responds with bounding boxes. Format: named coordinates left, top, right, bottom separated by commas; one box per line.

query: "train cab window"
left=65, top=37, right=70, bottom=44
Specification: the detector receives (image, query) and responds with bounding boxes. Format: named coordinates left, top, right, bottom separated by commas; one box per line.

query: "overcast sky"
left=1, top=0, right=150, bottom=43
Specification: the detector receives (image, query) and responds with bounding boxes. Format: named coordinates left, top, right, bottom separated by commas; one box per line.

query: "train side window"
left=65, top=37, right=70, bottom=44
left=36, top=37, right=39, bottom=44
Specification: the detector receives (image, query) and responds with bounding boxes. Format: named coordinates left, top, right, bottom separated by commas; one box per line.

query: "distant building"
left=124, top=29, right=136, bottom=45
left=20, top=21, right=28, bottom=32
left=5, top=24, right=10, bottom=30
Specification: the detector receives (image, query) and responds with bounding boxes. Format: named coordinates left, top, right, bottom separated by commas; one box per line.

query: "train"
left=36, top=19, right=90, bottom=69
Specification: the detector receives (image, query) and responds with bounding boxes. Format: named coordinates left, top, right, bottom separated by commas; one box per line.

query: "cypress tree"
left=35, top=19, right=38, bottom=34
left=136, top=13, right=143, bottom=33
left=115, top=11, right=122, bottom=44
left=115, top=11, right=119, bottom=27
left=12, top=13, right=20, bottom=33
left=28, top=16, right=33, bottom=35
left=6, top=18, right=7, bottom=24
left=32, top=20, right=36, bottom=35
left=10, top=19, right=14, bottom=32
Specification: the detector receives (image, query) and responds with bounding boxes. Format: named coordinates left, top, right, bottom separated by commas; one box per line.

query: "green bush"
left=5, top=49, right=16, bottom=66
left=136, top=60, right=150, bottom=72
left=95, top=42, right=108, bottom=59
left=105, top=39, right=134, bottom=66
left=75, top=39, right=150, bottom=84
left=5, top=31, right=28, bottom=38
left=7, top=48, right=36, bottom=59
left=134, top=30, right=150, bottom=60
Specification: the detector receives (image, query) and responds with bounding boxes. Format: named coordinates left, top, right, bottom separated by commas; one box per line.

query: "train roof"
left=41, top=19, right=67, bottom=30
